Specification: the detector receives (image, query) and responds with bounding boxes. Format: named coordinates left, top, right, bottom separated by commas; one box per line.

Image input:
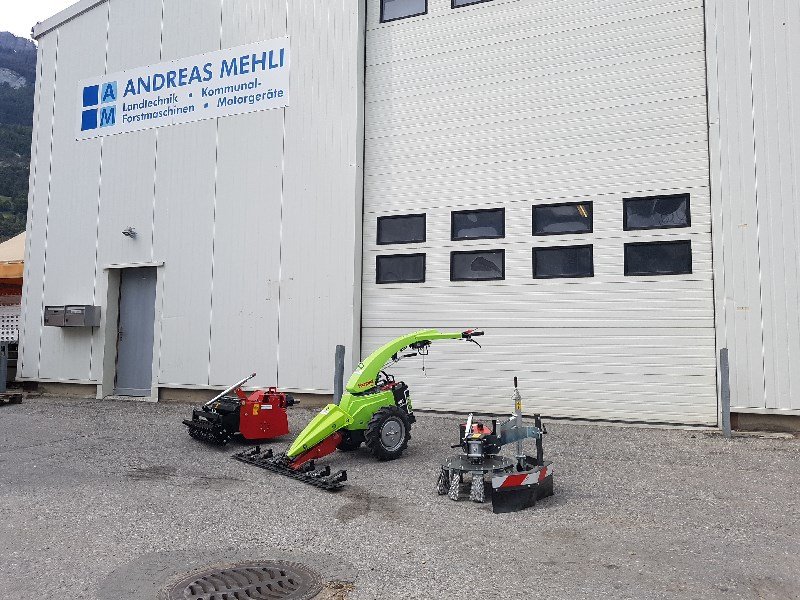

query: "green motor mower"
left=233, top=328, right=484, bottom=490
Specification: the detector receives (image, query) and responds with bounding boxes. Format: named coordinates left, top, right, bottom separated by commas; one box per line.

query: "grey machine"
left=436, top=377, right=554, bottom=513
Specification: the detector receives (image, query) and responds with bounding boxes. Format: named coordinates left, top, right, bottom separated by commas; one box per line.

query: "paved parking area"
left=0, top=396, right=798, bottom=599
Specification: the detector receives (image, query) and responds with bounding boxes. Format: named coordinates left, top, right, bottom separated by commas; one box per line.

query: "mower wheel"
left=365, top=406, right=411, bottom=461
left=338, top=430, right=364, bottom=452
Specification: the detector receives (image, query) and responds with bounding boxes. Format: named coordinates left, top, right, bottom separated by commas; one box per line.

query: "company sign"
left=76, top=37, right=290, bottom=140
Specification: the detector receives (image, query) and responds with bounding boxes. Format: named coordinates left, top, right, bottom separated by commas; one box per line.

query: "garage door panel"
left=367, top=50, right=706, bottom=107
left=368, top=12, right=701, bottom=80
left=366, top=87, right=707, bottom=140
left=368, top=9, right=701, bottom=76
left=384, top=366, right=716, bottom=423
left=366, top=0, right=701, bottom=56
left=364, top=172, right=710, bottom=209
left=366, top=138, right=709, bottom=181
left=361, top=328, right=716, bottom=369
left=365, top=152, right=708, bottom=191
left=366, top=118, right=708, bottom=174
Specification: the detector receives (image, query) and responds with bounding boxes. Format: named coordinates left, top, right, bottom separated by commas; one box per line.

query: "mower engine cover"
left=287, top=403, right=353, bottom=456
left=460, top=420, right=501, bottom=461
left=237, top=387, right=295, bottom=441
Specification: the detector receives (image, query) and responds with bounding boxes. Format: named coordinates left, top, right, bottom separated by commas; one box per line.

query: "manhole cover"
left=167, top=560, right=323, bottom=600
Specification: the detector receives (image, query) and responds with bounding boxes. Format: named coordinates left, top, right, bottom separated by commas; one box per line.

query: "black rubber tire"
left=364, top=406, right=411, bottom=461
left=337, top=430, right=363, bottom=452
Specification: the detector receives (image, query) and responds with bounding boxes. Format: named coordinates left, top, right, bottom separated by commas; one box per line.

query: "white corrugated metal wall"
left=362, top=0, right=718, bottom=423
left=20, top=0, right=365, bottom=395
left=707, top=0, right=800, bottom=413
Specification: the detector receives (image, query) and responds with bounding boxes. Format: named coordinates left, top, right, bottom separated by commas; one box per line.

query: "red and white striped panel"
left=492, top=465, right=553, bottom=489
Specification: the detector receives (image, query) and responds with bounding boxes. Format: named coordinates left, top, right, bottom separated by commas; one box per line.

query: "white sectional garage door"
left=361, top=0, right=717, bottom=424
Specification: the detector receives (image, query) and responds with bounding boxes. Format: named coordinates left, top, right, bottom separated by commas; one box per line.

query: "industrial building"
left=19, top=0, right=800, bottom=426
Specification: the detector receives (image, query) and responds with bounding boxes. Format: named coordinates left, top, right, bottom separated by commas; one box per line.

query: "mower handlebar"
left=204, top=372, right=258, bottom=407
left=462, top=329, right=485, bottom=338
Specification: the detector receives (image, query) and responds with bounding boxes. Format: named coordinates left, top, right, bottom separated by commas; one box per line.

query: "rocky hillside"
left=0, top=32, right=36, bottom=242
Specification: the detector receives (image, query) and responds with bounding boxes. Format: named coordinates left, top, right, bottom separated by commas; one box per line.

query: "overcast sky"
left=4, top=1, right=74, bottom=39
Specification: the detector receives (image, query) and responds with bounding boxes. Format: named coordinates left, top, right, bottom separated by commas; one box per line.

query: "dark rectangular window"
left=623, top=194, right=691, bottom=230
left=381, top=0, right=426, bottom=22
left=377, top=214, right=426, bottom=245
left=533, top=202, right=593, bottom=236
left=450, top=250, right=505, bottom=281
left=624, top=241, right=692, bottom=276
left=376, top=254, right=426, bottom=284
left=451, top=208, right=505, bottom=241
left=533, top=245, right=594, bottom=279
left=452, top=0, right=492, bottom=7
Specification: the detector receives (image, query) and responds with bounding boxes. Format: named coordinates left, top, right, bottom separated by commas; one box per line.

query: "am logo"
left=81, top=81, right=118, bottom=131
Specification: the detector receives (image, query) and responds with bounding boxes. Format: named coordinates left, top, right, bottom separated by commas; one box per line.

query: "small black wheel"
left=365, top=406, right=411, bottom=461
left=338, top=430, right=364, bottom=452
left=436, top=468, right=450, bottom=495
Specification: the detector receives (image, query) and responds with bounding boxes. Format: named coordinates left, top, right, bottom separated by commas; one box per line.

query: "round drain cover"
left=167, top=560, right=323, bottom=600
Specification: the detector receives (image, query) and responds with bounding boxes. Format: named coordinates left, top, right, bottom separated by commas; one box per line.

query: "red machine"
left=235, top=386, right=294, bottom=440
left=183, top=373, right=297, bottom=445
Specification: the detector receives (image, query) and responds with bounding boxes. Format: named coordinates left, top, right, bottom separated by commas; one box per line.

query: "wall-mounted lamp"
left=122, top=227, right=137, bottom=239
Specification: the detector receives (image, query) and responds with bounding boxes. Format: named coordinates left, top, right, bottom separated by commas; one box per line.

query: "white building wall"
left=362, top=0, right=717, bottom=424
left=32, top=8, right=109, bottom=383
left=19, top=39, right=51, bottom=380
left=707, top=0, right=800, bottom=413
left=21, top=0, right=364, bottom=395
left=90, top=0, right=165, bottom=386
left=152, top=0, right=220, bottom=387
left=278, top=0, right=366, bottom=391
left=208, top=0, right=285, bottom=387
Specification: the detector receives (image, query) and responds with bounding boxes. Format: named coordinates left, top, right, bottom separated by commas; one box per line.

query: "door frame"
left=98, top=262, right=164, bottom=401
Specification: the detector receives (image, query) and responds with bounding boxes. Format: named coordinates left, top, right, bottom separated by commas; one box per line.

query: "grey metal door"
left=114, top=268, right=157, bottom=396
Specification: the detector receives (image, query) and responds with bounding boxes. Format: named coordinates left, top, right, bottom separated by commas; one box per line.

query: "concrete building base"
left=158, top=388, right=212, bottom=404
left=732, top=412, right=800, bottom=434
left=38, top=383, right=96, bottom=398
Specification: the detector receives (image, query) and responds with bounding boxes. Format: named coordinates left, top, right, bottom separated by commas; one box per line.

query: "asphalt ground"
left=0, top=396, right=798, bottom=600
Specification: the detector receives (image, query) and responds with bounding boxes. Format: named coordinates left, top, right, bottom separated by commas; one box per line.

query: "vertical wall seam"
left=745, top=0, right=769, bottom=409
left=19, top=44, right=46, bottom=377
left=154, top=0, right=167, bottom=390
left=36, top=28, right=61, bottom=378
left=702, top=0, right=722, bottom=424
left=356, top=0, right=368, bottom=370
left=150, top=0, right=166, bottom=263
left=786, top=0, right=800, bottom=408
left=275, top=0, right=290, bottom=387
left=88, top=0, right=112, bottom=384
left=206, top=0, right=225, bottom=386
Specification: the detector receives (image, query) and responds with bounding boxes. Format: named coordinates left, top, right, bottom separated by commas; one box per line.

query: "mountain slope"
left=0, top=32, right=36, bottom=242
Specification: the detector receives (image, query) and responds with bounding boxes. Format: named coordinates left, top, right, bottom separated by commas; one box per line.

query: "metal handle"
left=461, top=329, right=485, bottom=338
left=203, top=372, right=257, bottom=407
